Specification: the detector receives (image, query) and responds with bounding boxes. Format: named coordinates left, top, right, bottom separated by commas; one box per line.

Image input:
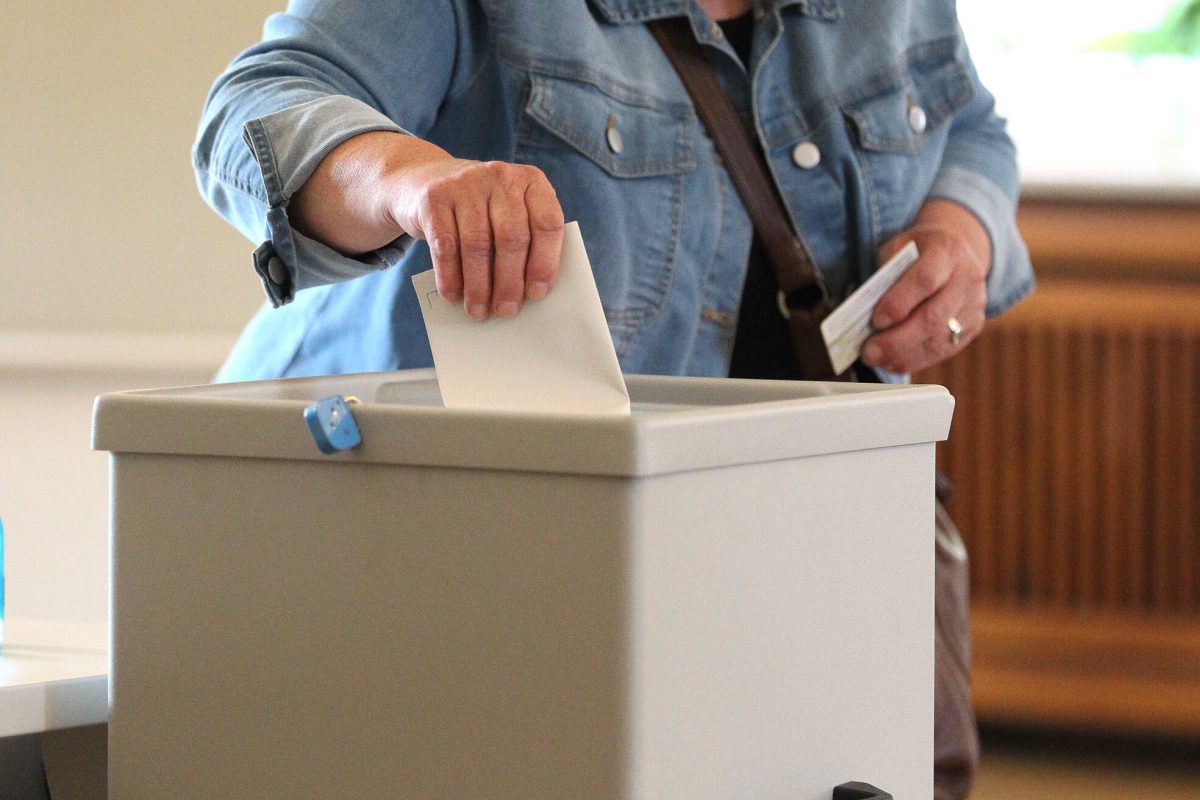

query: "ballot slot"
left=372, top=377, right=700, bottom=413
left=370, top=373, right=859, bottom=414
left=373, top=377, right=697, bottom=414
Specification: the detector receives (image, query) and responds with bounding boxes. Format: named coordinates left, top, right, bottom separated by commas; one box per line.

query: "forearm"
left=193, top=91, right=410, bottom=307
left=287, top=131, right=451, bottom=256
left=192, top=2, right=463, bottom=305
left=913, top=198, right=990, bottom=268
left=927, top=38, right=1033, bottom=317
left=288, top=127, right=565, bottom=320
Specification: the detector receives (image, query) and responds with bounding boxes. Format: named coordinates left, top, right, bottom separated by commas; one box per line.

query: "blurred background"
left=0, top=0, right=274, bottom=657
left=1, top=2, right=1197, bottom=796
left=925, top=1, right=1200, bottom=795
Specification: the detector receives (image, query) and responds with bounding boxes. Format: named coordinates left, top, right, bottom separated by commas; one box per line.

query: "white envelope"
left=412, top=221, right=630, bottom=416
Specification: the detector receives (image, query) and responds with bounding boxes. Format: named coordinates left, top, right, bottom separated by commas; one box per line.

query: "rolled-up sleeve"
left=928, top=35, right=1034, bottom=317
left=192, top=1, right=460, bottom=306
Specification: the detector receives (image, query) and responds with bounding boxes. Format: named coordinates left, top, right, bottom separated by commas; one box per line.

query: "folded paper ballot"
left=413, top=221, right=631, bottom=415
left=820, top=241, right=920, bottom=375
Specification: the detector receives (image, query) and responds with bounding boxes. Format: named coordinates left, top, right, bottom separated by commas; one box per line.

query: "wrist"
left=917, top=197, right=992, bottom=271
left=289, top=131, right=448, bottom=255
left=371, top=135, right=455, bottom=238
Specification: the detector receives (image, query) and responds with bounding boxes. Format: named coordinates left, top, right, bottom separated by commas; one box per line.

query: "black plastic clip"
left=832, top=783, right=892, bottom=800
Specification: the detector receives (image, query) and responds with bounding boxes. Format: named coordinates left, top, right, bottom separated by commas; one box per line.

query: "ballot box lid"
left=92, top=369, right=953, bottom=477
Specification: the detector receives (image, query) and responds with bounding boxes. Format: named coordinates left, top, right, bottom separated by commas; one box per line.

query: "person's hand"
left=289, top=132, right=565, bottom=321
left=383, top=139, right=565, bottom=320
left=860, top=198, right=990, bottom=374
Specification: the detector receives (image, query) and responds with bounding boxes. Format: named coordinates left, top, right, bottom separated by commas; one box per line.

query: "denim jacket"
left=195, top=0, right=1033, bottom=382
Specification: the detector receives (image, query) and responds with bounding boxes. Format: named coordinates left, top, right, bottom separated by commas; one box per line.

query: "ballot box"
left=93, top=369, right=952, bottom=799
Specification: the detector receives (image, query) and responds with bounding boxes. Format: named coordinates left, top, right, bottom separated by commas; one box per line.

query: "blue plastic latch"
left=304, top=395, right=362, bottom=454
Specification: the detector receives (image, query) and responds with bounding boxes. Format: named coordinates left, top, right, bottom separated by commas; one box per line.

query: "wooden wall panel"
left=917, top=200, right=1200, bottom=733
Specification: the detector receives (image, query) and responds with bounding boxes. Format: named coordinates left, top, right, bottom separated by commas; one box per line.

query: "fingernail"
left=527, top=281, right=549, bottom=300
left=862, top=343, right=881, bottom=365
left=467, top=303, right=489, bottom=321
left=444, top=289, right=462, bottom=303
left=495, top=301, right=519, bottom=318
left=873, top=314, right=891, bottom=330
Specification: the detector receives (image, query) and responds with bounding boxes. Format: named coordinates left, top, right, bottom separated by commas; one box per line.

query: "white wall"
left=0, top=1, right=281, bottom=335
left=1, top=344, right=223, bottom=647
left=0, top=2, right=286, bottom=645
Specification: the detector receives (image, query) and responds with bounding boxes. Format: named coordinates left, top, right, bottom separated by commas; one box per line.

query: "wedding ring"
left=947, top=316, right=964, bottom=346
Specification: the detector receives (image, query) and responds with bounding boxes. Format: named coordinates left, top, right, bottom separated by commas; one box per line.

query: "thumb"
left=877, top=228, right=916, bottom=265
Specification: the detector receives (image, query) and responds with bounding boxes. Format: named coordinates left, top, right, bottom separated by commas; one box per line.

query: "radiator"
left=919, top=279, right=1200, bottom=733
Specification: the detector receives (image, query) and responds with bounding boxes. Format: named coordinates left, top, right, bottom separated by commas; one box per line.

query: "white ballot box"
left=93, top=369, right=952, bottom=800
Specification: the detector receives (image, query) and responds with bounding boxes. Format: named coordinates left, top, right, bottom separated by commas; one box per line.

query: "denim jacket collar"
left=587, top=0, right=840, bottom=24
left=586, top=0, right=688, bottom=24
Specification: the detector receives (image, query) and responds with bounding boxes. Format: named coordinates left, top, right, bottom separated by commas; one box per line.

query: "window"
left=960, top=2, right=1200, bottom=198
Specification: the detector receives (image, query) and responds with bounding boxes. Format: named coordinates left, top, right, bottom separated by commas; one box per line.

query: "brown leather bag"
left=934, top=502, right=981, bottom=799
left=649, top=17, right=979, bottom=799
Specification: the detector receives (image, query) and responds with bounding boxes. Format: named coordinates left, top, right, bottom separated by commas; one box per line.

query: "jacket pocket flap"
left=844, top=50, right=974, bottom=155
left=525, top=73, right=695, bottom=178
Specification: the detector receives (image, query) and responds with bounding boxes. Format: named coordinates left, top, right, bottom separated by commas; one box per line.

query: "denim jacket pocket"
left=523, top=72, right=695, bottom=177
left=517, top=71, right=695, bottom=356
left=842, top=38, right=975, bottom=234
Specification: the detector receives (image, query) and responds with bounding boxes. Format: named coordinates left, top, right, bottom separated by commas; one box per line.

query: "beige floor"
left=971, top=727, right=1200, bottom=800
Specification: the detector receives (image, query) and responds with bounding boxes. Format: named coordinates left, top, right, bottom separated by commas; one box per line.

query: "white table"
left=0, top=644, right=107, bottom=738
left=0, top=626, right=109, bottom=799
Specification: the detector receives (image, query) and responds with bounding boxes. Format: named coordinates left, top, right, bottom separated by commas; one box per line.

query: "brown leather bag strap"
left=648, top=16, right=842, bottom=379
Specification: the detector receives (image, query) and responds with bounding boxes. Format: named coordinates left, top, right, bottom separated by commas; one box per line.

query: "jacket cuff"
left=928, top=164, right=1035, bottom=317
left=242, top=94, right=406, bottom=204
left=240, top=95, right=411, bottom=306
left=253, top=212, right=408, bottom=307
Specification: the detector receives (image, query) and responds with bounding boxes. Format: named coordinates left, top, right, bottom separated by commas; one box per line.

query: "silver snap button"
left=711, top=22, right=723, bottom=39
left=605, top=112, right=623, bottom=155
left=792, top=141, right=821, bottom=169
left=907, top=104, right=927, bottom=134
left=267, top=256, right=287, bottom=285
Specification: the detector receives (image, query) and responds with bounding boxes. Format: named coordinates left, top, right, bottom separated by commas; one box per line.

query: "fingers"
left=524, top=175, right=565, bottom=301
left=487, top=203, right=526, bottom=318
left=424, top=200, right=462, bottom=303
left=401, top=159, right=564, bottom=320
left=862, top=271, right=985, bottom=374
left=862, top=222, right=989, bottom=374
left=875, top=230, right=913, bottom=267
left=870, top=239, right=955, bottom=331
left=456, top=196, right=492, bottom=320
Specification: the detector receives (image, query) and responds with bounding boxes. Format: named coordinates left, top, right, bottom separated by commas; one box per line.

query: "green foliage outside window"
left=1091, top=0, right=1200, bottom=57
